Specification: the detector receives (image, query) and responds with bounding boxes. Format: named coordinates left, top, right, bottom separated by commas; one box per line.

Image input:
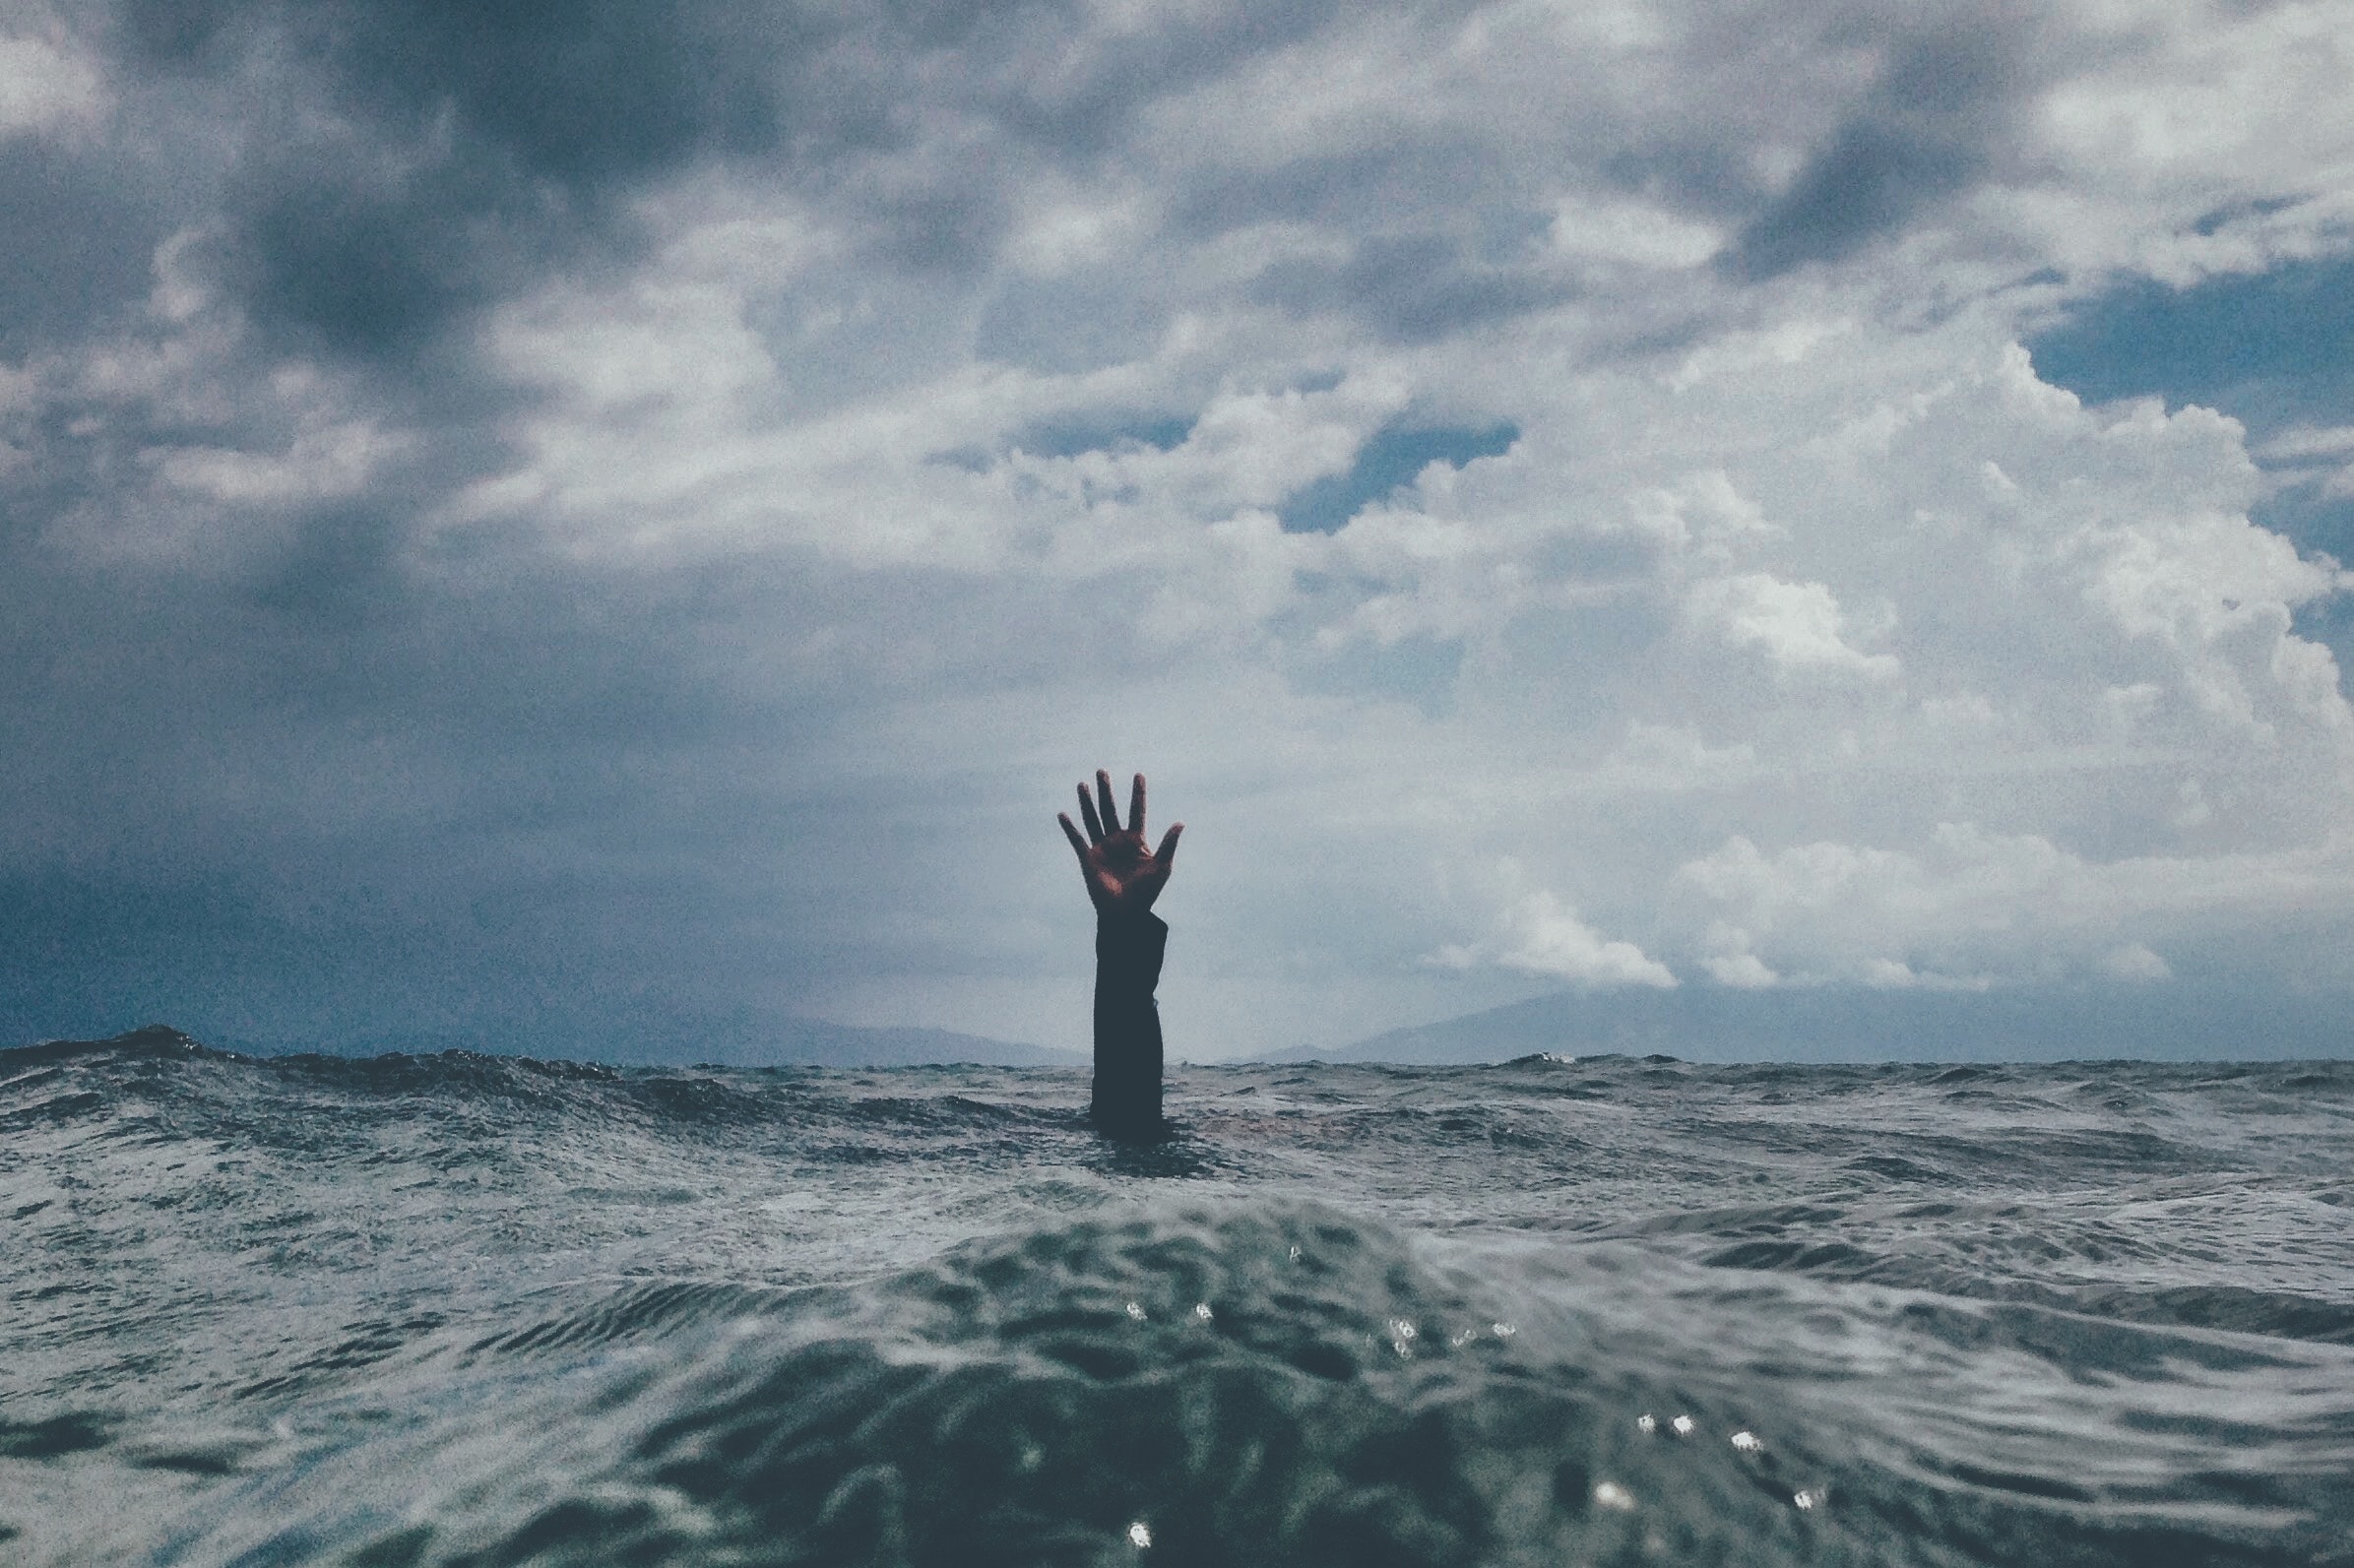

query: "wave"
left=8, top=1036, right=2354, bottom=1564
left=138, top=1201, right=2349, bottom=1568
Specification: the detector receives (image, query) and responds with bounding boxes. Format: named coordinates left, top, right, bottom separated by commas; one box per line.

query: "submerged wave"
left=4, top=1033, right=2352, bottom=1564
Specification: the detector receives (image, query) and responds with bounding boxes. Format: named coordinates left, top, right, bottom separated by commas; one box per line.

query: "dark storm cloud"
left=68, top=0, right=2068, bottom=384
left=216, top=154, right=557, bottom=360
left=1724, top=18, right=2039, bottom=281
left=0, top=410, right=1177, bottom=1051
left=0, top=537, right=728, bottom=1048
left=976, top=270, right=1173, bottom=373
left=244, top=500, right=412, bottom=625
left=980, top=0, right=1351, bottom=155
left=94, top=0, right=1369, bottom=362
left=111, top=0, right=813, bottom=359
left=0, top=139, right=171, bottom=355
left=101, top=0, right=1130, bottom=364
left=1171, top=140, right=1506, bottom=243
left=117, top=0, right=798, bottom=178
left=5, top=0, right=1252, bottom=1057
left=1253, top=233, right=1569, bottom=344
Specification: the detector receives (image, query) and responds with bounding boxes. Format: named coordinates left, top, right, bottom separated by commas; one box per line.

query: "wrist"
left=1097, top=903, right=1163, bottom=929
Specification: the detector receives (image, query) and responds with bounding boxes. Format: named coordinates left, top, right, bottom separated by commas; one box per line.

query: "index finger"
left=1129, top=774, right=1147, bottom=840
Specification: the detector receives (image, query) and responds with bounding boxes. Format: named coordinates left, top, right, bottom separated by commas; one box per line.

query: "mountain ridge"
left=1262, top=981, right=2353, bottom=1064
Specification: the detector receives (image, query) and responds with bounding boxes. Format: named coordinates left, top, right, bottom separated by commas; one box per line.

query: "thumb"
left=1155, top=822, right=1183, bottom=865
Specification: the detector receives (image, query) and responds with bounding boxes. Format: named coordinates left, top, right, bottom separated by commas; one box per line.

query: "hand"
left=1058, top=770, right=1182, bottom=920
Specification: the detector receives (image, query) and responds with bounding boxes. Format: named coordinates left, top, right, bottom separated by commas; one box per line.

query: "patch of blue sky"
left=2025, top=254, right=2354, bottom=443
left=2026, top=253, right=2354, bottom=657
left=2260, top=481, right=2354, bottom=659
left=1010, top=414, right=1195, bottom=460
left=1278, top=422, right=1520, bottom=534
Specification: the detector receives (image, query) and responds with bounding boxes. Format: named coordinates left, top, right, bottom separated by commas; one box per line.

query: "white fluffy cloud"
left=1431, top=865, right=1676, bottom=989
left=1685, top=572, right=1900, bottom=680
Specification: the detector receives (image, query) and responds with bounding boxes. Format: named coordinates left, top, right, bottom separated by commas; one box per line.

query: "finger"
left=1058, top=812, right=1090, bottom=861
left=1076, top=782, right=1104, bottom=842
left=1129, top=774, right=1147, bottom=840
left=1155, top=822, right=1183, bottom=866
left=1096, top=769, right=1120, bottom=834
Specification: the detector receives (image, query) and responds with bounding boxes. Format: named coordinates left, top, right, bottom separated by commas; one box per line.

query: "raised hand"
left=1058, top=770, right=1182, bottom=919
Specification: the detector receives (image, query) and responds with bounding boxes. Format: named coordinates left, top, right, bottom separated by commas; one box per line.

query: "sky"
left=3, top=0, right=2353, bottom=1060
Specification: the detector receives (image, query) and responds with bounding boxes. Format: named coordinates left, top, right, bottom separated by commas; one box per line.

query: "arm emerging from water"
left=1058, top=770, right=1182, bottom=1140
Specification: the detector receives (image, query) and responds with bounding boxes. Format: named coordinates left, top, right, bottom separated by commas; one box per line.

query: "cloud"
left=1435, top=875, right=1678, bottom=990
left=1583, top=722, right=1758, bottom=794
left=0, top=27, right=106, bottom=139
left=143, top=418, right=406, bottom=506
left=1686, top=572, right=1900, bottom=679
left=1494, top=891, right=1678, bottom=988
left=2257, top=426, right=2354, bottom=466
left=1671, top=824, right=2353, bottom=990
left=1549, top=194, right=1721, bottom=271
left=1702, top=951, right=1780, bottom=989
left=4, top=0, right=2354, bottom=1057
left=1252, top=232, right=1571, bottom=344
left=1726, top=14, right=2039, bottom=280
left=2100, top=942, right=2172, bottom=981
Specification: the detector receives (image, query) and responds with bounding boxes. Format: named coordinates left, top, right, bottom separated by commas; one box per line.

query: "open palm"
left=1058, top=770, right=1182, bottom=917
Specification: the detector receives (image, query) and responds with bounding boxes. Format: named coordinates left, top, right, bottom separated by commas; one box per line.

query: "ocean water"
left=4, top=1029, right=2352, bottom=1567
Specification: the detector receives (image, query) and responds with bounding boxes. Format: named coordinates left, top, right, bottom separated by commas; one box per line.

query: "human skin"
left=1058, top=771, right=1181, bottom=1137
left=1057, top=770, right=1182, bottom=921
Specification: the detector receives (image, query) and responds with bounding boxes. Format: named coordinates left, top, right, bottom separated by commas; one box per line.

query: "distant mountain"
left=11, top=1016, right=1082, bottom=1070
left=1266, top=982, right=2352, bottom=1064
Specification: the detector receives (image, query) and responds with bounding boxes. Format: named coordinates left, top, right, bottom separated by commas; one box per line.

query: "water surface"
left=4, top=1030, right=2351, bottom=1565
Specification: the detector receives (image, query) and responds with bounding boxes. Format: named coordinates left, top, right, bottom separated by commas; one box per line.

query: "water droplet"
left=1125, top=1301, right=1146, bottom=1321
left=1636, top=1413, right=1656, bottom=1434
left=1192, top=1301, right=1213, bottom=1321
left=1670, top=1414, right=1694, bottom=1437
left=1731, top=1430, right=1760, bottom=1453
left=1593, top=1480, right=1636, bottom=1512
left=1127, top=1521, right=1153, bottom=1547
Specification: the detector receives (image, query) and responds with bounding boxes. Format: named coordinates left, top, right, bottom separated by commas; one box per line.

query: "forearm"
left=1091, top=909, right=1167, bottom=1136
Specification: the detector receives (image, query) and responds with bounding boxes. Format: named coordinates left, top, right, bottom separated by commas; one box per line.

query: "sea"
left=4, top=1027, right=2351, bottom=1567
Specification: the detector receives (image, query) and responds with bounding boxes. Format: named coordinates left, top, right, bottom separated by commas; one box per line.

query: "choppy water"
left=4, top=1028, right=2352, bottom=1566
